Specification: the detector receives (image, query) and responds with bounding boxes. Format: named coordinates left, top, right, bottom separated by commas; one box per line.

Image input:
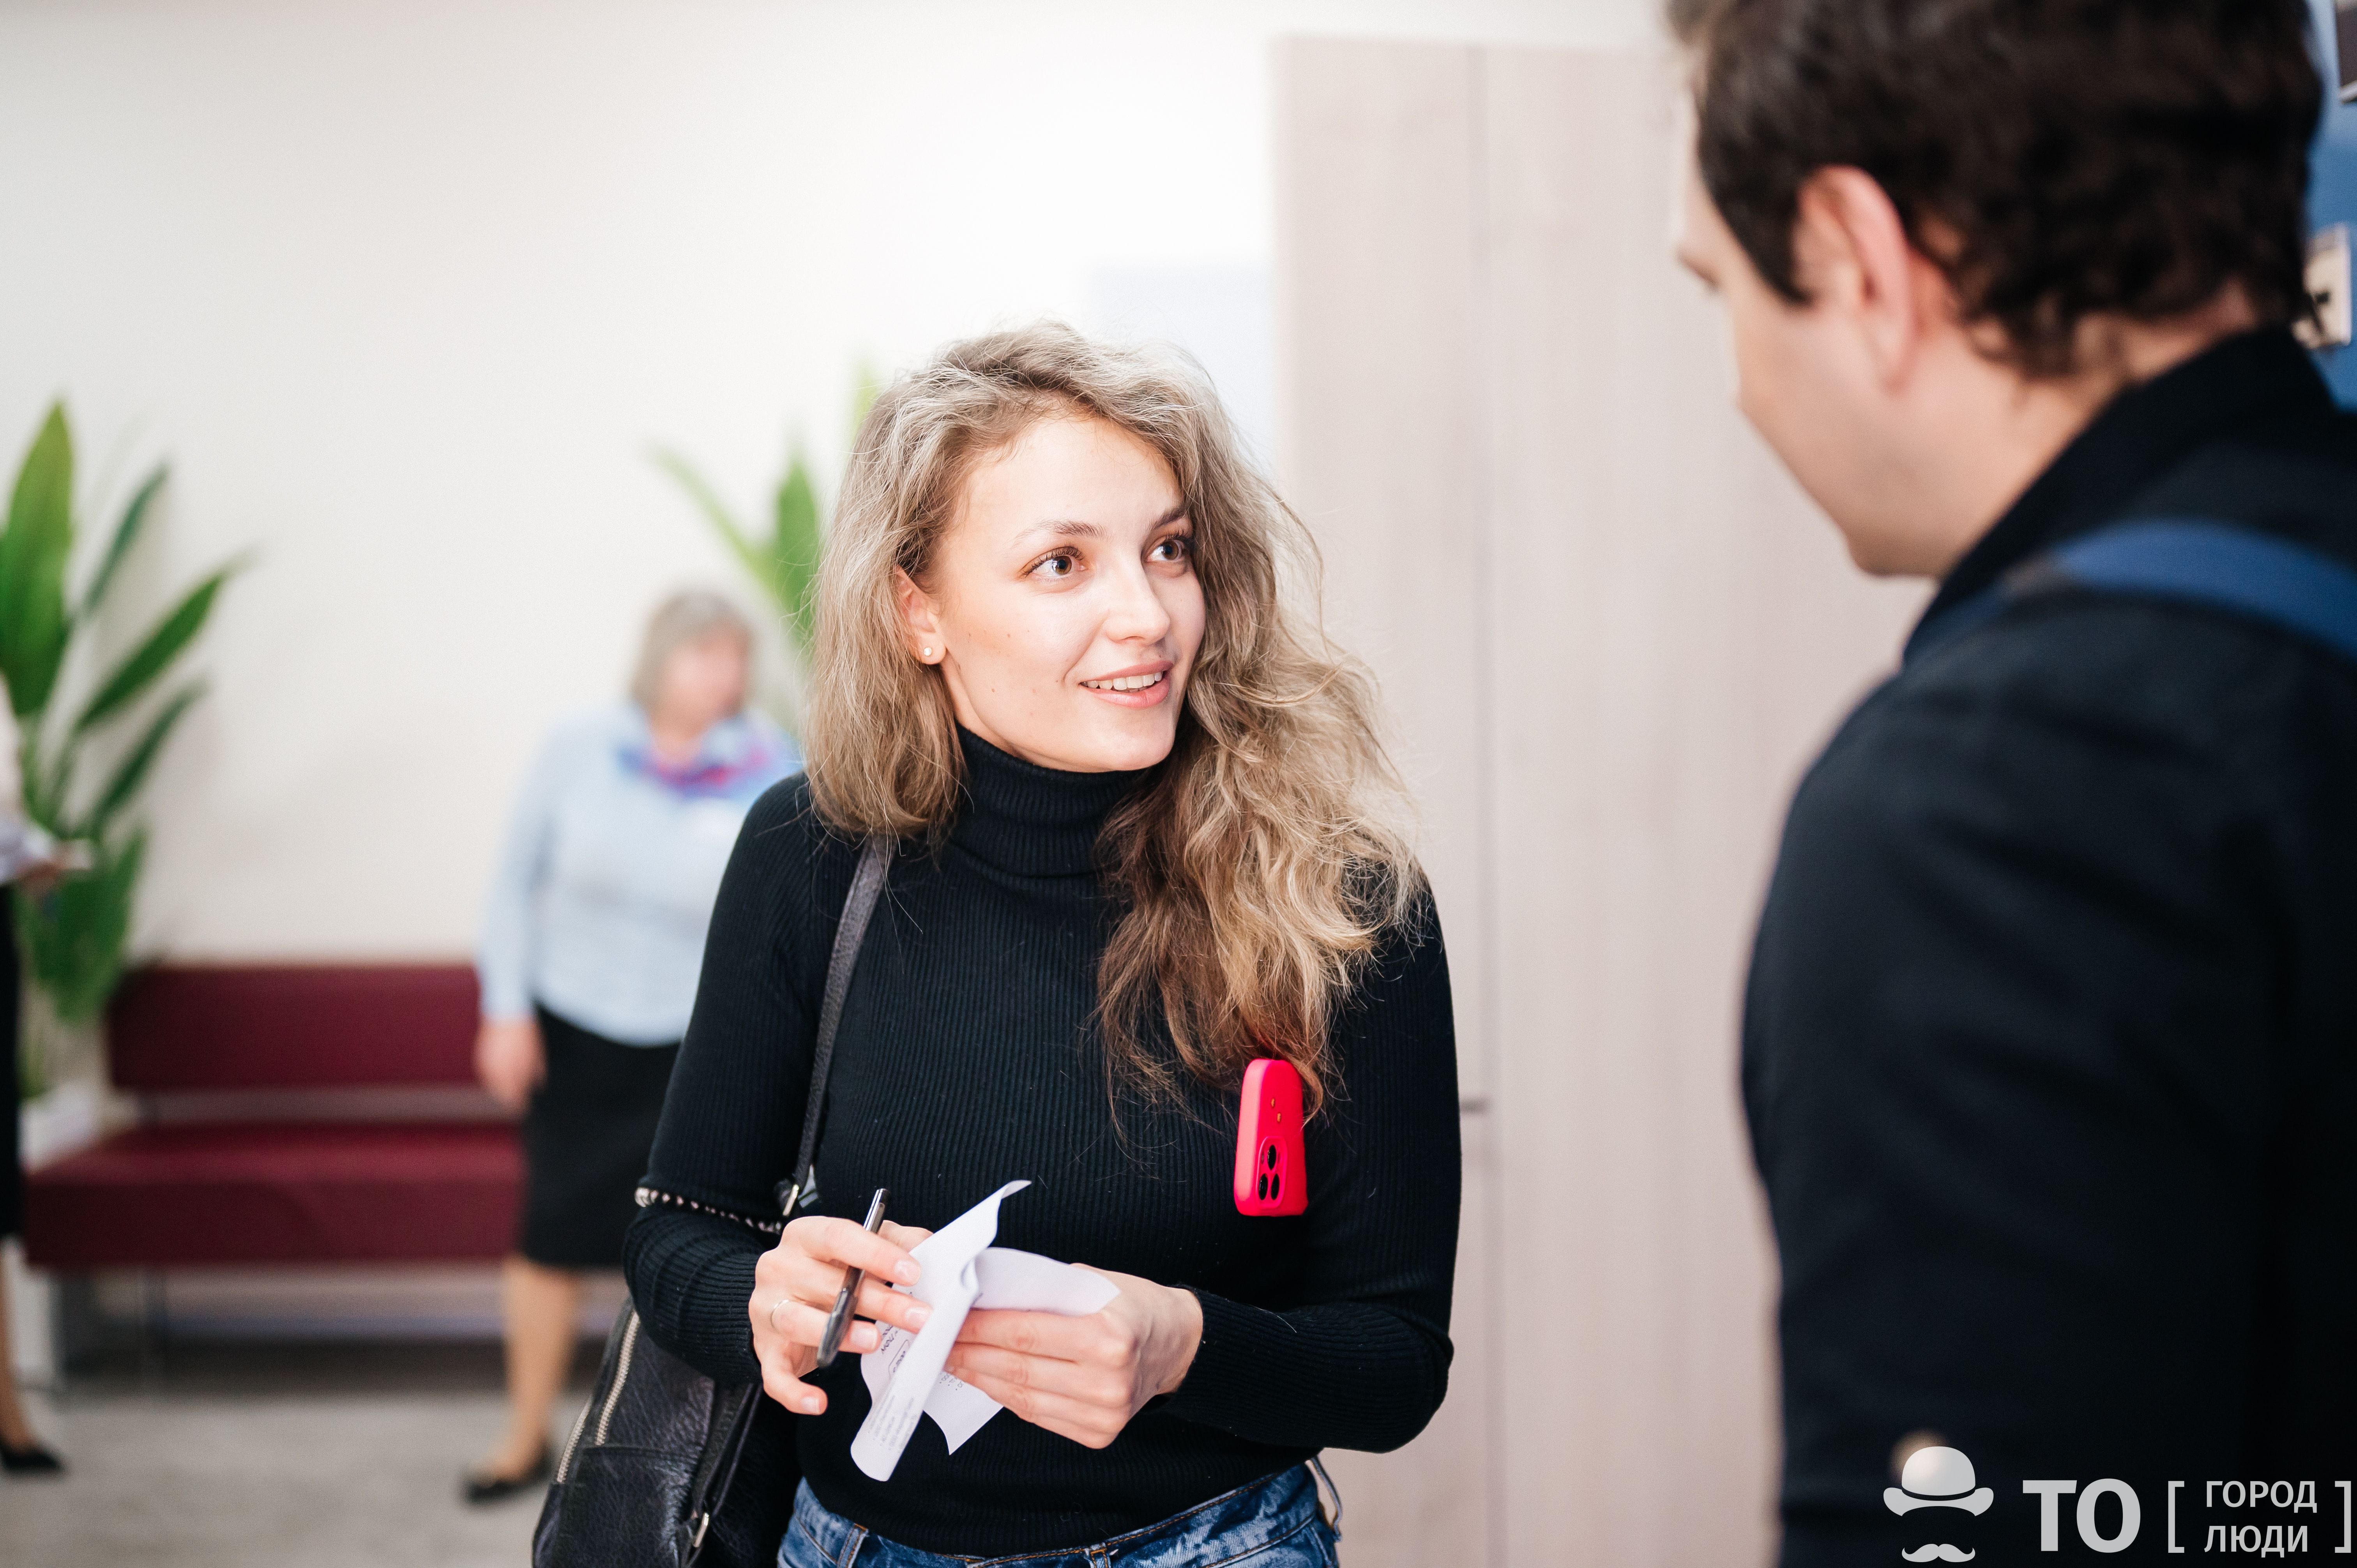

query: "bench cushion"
left=23, top=1122, right=519, bottom=1268
left=108, top=965, right=480, bottom=1093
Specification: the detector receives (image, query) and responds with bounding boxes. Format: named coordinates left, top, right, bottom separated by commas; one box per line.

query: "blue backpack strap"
left=1911, top=519, right=2357, bottom=667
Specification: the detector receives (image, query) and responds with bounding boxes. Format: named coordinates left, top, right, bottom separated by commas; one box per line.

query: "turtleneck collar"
left=950, top=728, right=1148, bottom=879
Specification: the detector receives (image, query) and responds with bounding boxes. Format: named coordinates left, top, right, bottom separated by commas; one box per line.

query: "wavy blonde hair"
left=804, top=323, right=1419, bottom=1111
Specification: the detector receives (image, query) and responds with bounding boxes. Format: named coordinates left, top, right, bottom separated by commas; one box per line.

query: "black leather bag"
left=533, top=835, right=893, bottom=1568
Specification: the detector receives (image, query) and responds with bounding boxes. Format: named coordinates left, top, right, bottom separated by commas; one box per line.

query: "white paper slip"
left=880, top=1246, right=1122, bottom=1456
left=850, top=1181, right=1120, bottom=1480
left=849, top=1181, right=1025, bottom=1482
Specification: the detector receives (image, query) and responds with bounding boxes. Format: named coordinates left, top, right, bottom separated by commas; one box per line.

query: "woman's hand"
left=943, top=1270, right=1203, bottom=1449
left=750, top=1218, right=933, bottom=1416
left=474, top=1017, right=544, bottom=1112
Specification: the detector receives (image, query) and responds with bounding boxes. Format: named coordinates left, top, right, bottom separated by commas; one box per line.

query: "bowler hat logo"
left=1885, top=1446, right=1993, bottom=1562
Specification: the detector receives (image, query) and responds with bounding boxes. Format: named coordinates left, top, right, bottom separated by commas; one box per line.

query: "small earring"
left=921, top=646, right=934, bottom=660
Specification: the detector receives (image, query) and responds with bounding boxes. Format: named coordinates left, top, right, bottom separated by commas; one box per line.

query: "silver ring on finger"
left=767, top=1297, right=787, bottom=1334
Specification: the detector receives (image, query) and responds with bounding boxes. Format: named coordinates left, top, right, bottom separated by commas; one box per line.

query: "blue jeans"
left=777, top=1464, right=1341, bottom=1568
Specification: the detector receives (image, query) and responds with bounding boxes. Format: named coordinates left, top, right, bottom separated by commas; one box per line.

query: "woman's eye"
left=1150, top=537, right=1191, bottom=563
left=1032, top=553, right=1076, bottom=579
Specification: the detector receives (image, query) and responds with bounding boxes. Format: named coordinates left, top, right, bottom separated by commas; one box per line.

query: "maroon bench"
left=24, top=965, right=520, bottom=1269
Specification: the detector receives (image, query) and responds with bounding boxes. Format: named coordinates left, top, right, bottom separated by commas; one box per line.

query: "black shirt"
left=624, top=731, right=1460, bottom=1557
left=1748, top=329, right=2357, bottom=1564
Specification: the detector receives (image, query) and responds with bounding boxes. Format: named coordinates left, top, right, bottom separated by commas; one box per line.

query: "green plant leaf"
left=88, top=680, right=205, bottom=835
left=25, top=735, right=76, bottom=835
left=16, top=829, right=143, bottom=1024
left=0, top=403, right=76, bottom=718
left=80, top=463, right=168, bottom=621
left=72, top=564, right=233, bottom=736
left=653, top=448, right=792, bottom=613
left=774, top=451, right=822, bottom=658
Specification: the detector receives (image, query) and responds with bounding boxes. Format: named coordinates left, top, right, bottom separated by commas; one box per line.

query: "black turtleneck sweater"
left=624, top=732, right=1460, bottom=1556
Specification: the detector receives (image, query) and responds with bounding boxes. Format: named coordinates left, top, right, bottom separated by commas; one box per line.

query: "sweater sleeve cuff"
left=664, top=1246, right=763, bottom=1386
left=1160, top=1289, right=1280, bottom=1434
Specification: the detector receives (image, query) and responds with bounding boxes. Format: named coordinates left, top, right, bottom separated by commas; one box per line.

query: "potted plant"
left=2, top=403, right=238, bottom=1093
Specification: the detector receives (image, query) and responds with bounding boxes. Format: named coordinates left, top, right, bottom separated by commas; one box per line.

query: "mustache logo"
left=1887, top=1443, right=1991, bottom=1562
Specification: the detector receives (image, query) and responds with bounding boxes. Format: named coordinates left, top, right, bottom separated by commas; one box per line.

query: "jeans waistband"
left=788, top=1464, right=1325, bottom=1568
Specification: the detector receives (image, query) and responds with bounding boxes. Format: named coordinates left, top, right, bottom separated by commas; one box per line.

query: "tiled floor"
left=0, top=1344, right=582, bottom=1568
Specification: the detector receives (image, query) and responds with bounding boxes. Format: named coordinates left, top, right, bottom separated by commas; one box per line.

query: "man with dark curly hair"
left=1671, top=1, right=2357, bottom=1561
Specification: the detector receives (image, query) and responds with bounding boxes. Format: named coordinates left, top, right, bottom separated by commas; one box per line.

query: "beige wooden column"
left=1274, top=35, right=1500, bottom=1566
left=1276, top=37, right=1926, bottom=1567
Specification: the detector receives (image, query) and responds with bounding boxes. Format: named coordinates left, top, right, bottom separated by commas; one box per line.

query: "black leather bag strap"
left=780, top=834, right=891, bottom=1216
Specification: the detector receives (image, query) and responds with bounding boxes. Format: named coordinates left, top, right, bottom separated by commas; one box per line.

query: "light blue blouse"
left=475, top=702, right=799, bottom=1044
left=0, top=812, right=57, bottom=883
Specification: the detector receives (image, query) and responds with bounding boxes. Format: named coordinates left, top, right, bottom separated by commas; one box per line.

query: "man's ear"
left=1792, top=167, right=1949, bottom=388
left=894, top=566, right=942, bottom=655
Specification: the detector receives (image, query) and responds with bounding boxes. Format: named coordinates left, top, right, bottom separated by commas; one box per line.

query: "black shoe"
left=463, top=1445, right=551, bottom=1505
left=0, top=1440, right=64, bottom=1476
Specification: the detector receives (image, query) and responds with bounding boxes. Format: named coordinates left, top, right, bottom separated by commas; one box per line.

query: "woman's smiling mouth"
left=1080, top=663, right=1174, bottom=706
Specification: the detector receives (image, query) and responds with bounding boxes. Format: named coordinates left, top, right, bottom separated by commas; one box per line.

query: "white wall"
left=0, top=0, right=1656, bottom=960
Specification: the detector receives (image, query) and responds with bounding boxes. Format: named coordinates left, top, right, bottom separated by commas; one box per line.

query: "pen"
left=815, top=1187, right=890, bottom=1368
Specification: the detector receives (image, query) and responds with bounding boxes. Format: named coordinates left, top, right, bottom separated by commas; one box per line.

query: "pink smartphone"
left=1233, top=1058, right=1308, bottom=1216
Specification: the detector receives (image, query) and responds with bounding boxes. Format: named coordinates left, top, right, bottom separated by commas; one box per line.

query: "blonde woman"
left=468, top=591, right=796, bottom=1501
left=626, top=326, right=1459, bottom=1566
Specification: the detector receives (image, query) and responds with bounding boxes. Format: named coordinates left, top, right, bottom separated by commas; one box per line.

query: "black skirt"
left=2, top=893, right=20, bottom=1240
left=518, top=1005, right=679, bottom=1270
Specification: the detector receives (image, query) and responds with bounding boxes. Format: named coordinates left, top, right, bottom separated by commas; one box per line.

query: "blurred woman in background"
left=466, top=590, right=796, bottom=1501
left=1, top=809, right=75, bottom=1478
